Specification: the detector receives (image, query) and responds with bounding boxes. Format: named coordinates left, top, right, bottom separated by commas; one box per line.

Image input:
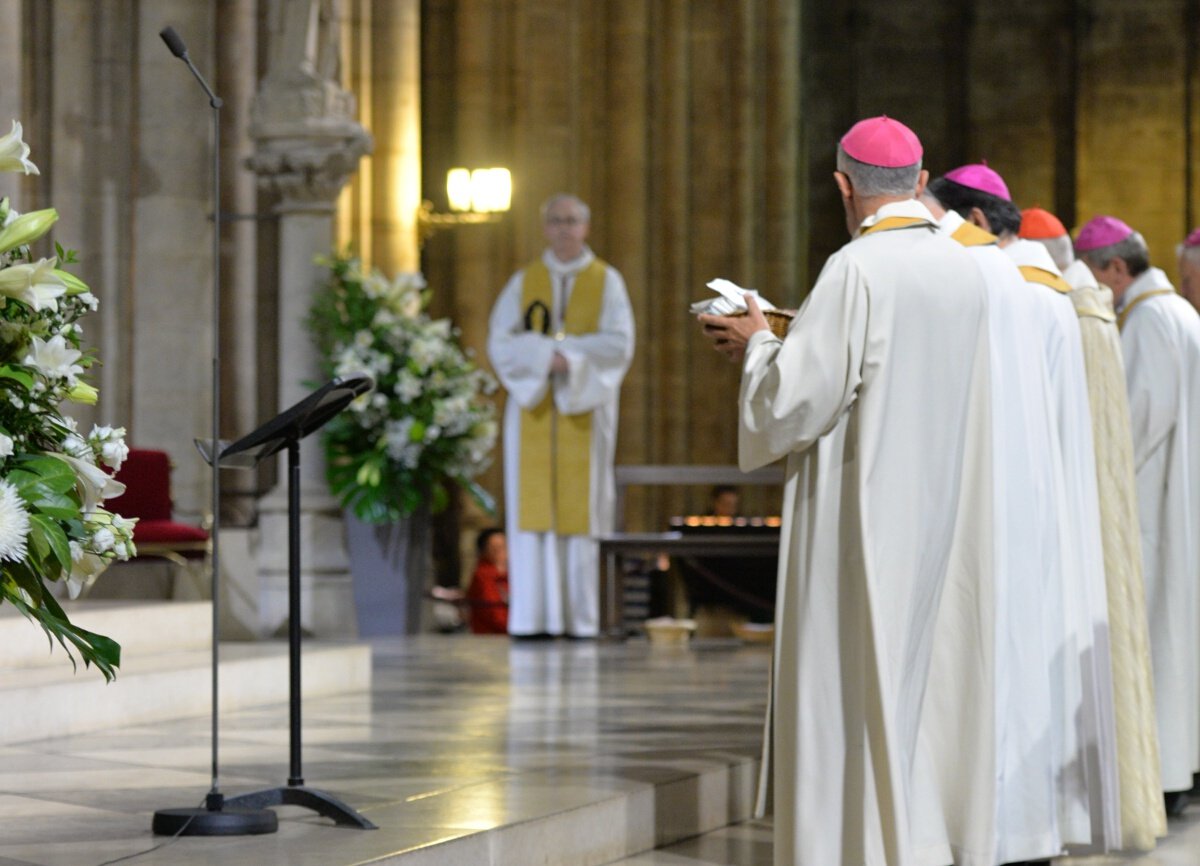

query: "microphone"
left=158, top=24, right=222, bottom=109
left=159, top=26, right=188, bottom=59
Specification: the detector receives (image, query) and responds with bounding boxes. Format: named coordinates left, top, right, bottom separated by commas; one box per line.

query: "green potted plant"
left=309, top=252, right=497, bottom=634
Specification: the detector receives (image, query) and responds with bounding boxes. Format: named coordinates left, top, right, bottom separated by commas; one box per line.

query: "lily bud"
left=66, top=381, right=99, bottom=405
left=0, top=208, right=58, bottom=255
left=53, top=269, right=90, bottom=296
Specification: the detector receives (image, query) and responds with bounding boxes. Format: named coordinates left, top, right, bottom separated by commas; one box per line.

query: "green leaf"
left=0, top=365, right=33, bottom=389
left=25, top=591, right=122, bottom=682
left=6, top=561, right=43, bottom=608
left=12, top=454, right=78, bottom=494
left=28, top=513, right=71, bottom=573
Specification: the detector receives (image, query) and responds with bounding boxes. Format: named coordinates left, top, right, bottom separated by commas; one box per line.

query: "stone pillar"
left=0, top=2, right=24, bottom=207
left=248, top=0, right=372, bottom=638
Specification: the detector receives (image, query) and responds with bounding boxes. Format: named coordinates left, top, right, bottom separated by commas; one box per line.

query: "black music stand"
left=194, top=374, right=375, bottom=830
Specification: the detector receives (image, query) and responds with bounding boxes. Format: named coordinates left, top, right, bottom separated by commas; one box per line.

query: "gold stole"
left=950, top=221, right=997, bottom=247
left=1018, top=265, right=1073, bottom=294
left=518, top=258, right=607, bottom=535
left=1118, top=288, right=1176, bottom=331
left=859, top=215, right=935, bottom=236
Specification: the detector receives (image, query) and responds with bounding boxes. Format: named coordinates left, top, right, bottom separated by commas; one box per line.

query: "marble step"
left=2, top=599, right=212, bottom=668
left=356, top=753, right=762, bottom=866
left=97, top=751, right=760, bottom=866
left=0, top=638, right=371, bottom=745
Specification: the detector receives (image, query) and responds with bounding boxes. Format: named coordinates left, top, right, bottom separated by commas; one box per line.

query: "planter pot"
left=344, top=509, right=432, bottom=636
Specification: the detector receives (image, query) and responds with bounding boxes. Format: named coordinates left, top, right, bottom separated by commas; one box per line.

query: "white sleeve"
left=553, top=267, right=636, bottom=415
left=486, top=271, right=557, bottom=410
left=738, top=253, right=867, bottom=470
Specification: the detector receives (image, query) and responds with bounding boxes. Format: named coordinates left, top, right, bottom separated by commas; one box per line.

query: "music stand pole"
left=287, top=439, right=303, bottom=786
left=223, top=433, right=375, bottom=827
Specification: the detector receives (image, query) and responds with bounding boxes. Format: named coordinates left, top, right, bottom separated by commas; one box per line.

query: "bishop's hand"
left=698, top=293, right=770, bottom=364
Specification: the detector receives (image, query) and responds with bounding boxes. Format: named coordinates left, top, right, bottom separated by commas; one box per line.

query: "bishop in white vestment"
left=701, top=117, right=993, bottom=866
left=1078, top=216, right=1200, bottom=808
left=928, top=166, right=1120, bottom=854
left=1024, top=207, right=1165, bottom=850
left=916, top=190, right=1063, bottom=866
left=487, top=194, right=635, bottom=638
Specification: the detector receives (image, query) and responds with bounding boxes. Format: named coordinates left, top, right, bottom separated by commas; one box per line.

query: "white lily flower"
left=55, top=452, right=125, bottom=511
left=66, top=546, right=108, bottom=599
left=23, top=334, right=84, bottom=383
left=0, top=120, right=39, bottom=175
left=0, top=258, right=66, bottom=312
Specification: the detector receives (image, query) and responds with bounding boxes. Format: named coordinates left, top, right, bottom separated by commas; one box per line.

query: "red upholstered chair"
left=103, top=448, right=210, bottom=595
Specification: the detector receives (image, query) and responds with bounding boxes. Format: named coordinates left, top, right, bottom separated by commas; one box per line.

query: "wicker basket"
left=729, top=308, right=794, bottom=339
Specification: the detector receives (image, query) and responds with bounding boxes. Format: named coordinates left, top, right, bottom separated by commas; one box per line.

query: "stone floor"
left=8, top=633, right=1200, bottom=866
left=0, top=635, right=769, bottom=866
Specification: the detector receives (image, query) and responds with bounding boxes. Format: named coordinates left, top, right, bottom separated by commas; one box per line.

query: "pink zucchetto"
left=1074, top=215, right=1134, bottom=252
left=839, top=116, right=923, bottom=168
left=1184, top=226, right=1200, bottom=248
left=943, top=163, right=1011, bottom=202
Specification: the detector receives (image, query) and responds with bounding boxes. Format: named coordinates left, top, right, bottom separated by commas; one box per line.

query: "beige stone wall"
left=14, top=0, right=1200, bottom=546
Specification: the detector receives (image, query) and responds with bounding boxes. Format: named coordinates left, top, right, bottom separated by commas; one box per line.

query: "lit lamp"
left=418, top=167, right=512, bottom=246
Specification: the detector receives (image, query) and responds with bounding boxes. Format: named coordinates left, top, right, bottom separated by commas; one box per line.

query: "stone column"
left=248, top=0, right=372, bottom=638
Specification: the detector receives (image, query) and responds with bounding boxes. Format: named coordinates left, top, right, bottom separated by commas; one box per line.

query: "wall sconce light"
left=418, top=167, right=512, bottom=246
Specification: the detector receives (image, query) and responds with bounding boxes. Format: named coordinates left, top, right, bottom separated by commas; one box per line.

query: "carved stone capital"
left=247, top=77, right=372, bottom=209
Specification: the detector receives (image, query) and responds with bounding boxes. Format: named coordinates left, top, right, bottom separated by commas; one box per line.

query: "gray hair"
left=1036, top=235, right=1075, bottom=272
left=835, top=146, right=922, bottom=197
left=1078, top=231, right=1151, bottom=278
left=540, top=193, right=591, bottom=223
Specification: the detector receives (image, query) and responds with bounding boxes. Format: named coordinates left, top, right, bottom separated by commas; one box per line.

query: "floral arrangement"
left=0, top=121, right=134, bottom=681
left=308, top=252, right=498, bottom=523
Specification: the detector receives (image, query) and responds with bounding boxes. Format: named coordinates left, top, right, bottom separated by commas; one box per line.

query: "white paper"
left=690, top=278, right=778, bottom=315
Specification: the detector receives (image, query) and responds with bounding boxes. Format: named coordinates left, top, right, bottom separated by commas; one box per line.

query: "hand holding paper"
left=689, top=278, right=778, bottom=316
left=697, top=290, right=772, bottom=364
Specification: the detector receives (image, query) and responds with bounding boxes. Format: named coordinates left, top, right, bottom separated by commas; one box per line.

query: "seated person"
left=466, top=528, right=509, bottom=634
left=710, top=484, right=740, bottom=519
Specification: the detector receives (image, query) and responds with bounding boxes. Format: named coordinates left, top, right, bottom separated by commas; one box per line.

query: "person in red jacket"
left=466, top=528, right=509, bottom=634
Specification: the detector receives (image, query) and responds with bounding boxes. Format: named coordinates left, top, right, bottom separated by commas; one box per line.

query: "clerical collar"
left=937, top=209, right=967, bottom=234
left=1005, top=238, right=1064, bottom=275
left=543, top=246, right=595, bottom=277
left=854, top=199, right=938, bottom=238
left=1116, top=266, right=1175, bottom=313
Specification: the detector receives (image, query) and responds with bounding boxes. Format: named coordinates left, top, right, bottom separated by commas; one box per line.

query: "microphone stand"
left=152, top=25, right=276, bottom=837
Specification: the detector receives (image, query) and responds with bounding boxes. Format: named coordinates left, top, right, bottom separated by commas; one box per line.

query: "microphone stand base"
left=152, top=804, right=279, bottom=837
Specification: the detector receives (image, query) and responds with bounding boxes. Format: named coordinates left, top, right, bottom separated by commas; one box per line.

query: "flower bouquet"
left=0, top=121, right=134, bottom=681
left=308, top=252, right=498, bottom=523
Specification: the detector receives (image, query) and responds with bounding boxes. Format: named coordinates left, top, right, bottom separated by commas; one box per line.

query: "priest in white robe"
left=1022, top=207, right=1165, bottom=850
left=700, top=116, right=993, bottom=866
left=916, top=188, right=1063, bottom=866
left=929, top=166, right=1120, bottom=855
left=1077, top=215, right=1200, bottom=815
left=487, top=194, right=635, bottom=638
